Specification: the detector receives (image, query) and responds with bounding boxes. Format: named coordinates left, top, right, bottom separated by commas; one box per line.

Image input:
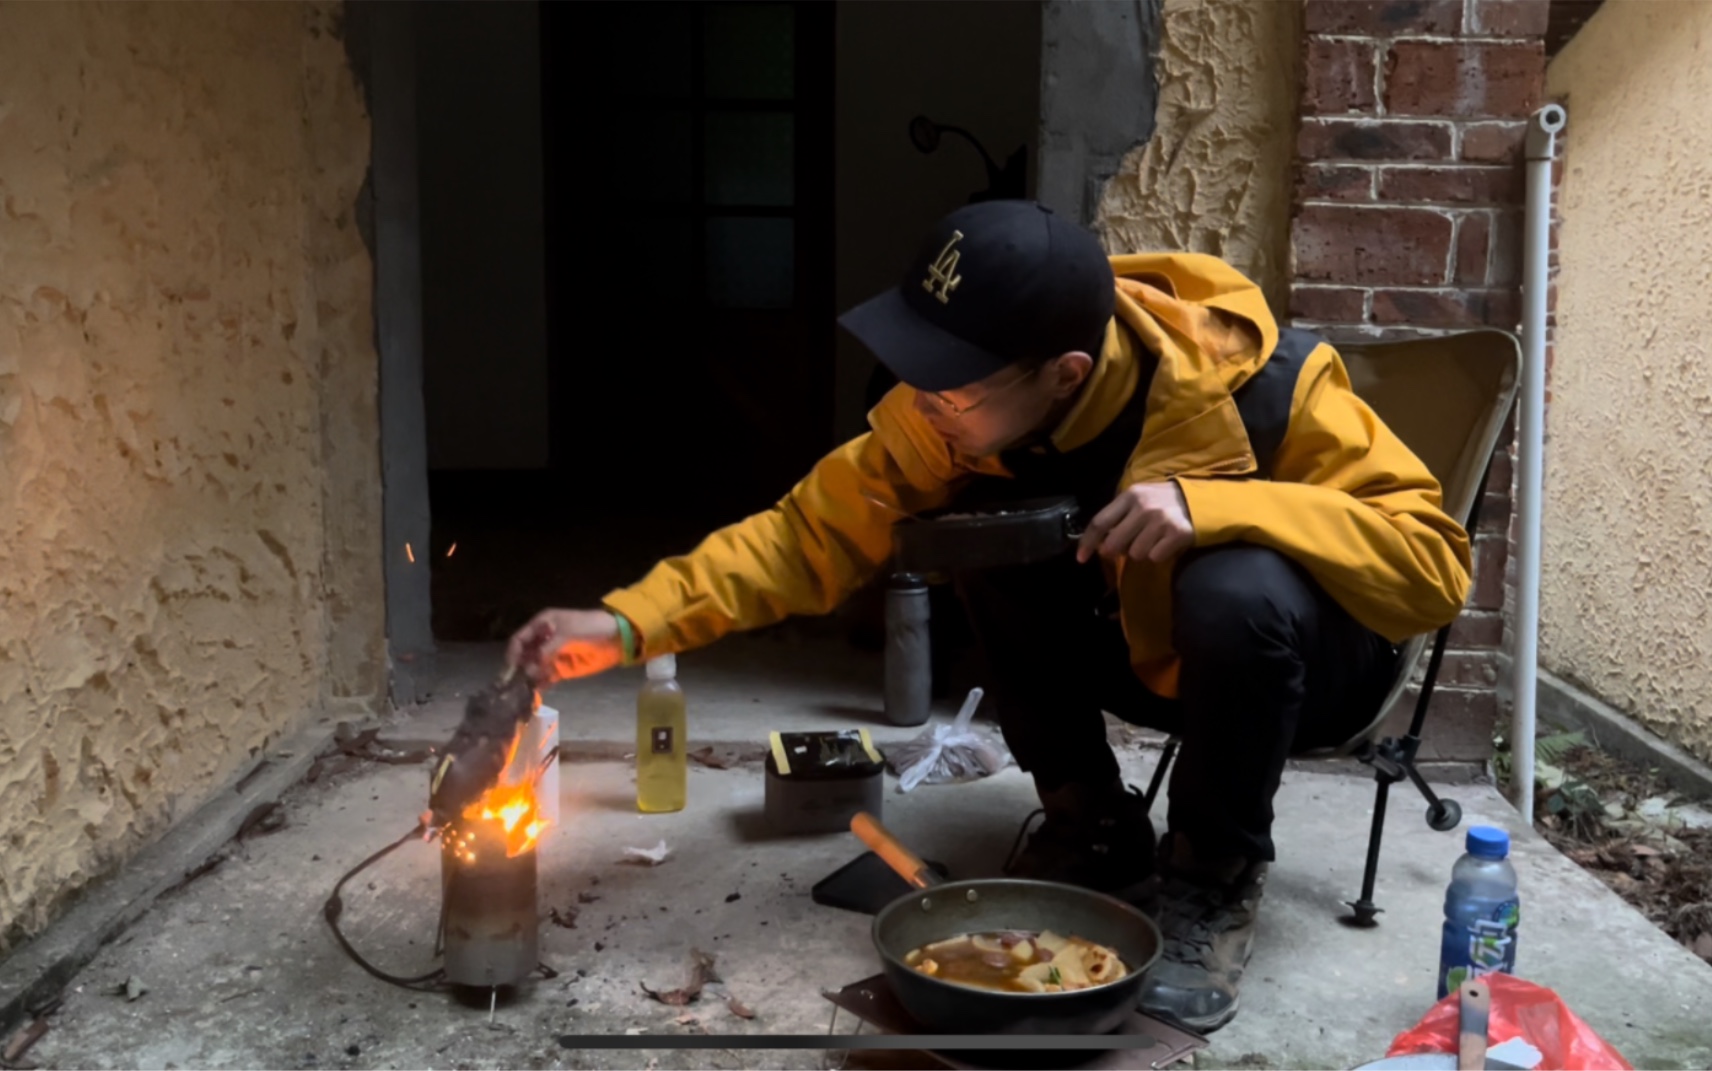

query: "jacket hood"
left=1052, top=253, right=1279, bottom=453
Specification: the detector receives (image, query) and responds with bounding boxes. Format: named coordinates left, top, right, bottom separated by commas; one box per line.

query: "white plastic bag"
left=888, top=688, right=1012, bottom=793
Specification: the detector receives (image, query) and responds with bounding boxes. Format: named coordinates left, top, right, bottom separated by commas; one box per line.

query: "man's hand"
left=506, top=609, right=624, bottom=684
left=1076, top=481, right=1195, bottom=564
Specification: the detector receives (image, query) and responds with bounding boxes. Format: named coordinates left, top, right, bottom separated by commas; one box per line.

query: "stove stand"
left=821, top=974, right=1206, bottom=1071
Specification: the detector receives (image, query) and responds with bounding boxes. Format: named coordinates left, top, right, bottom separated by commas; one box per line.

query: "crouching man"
left=508, top=201, right=1471, bottom=1032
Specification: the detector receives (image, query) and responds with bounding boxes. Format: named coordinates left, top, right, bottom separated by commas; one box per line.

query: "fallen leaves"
left=638, top=949, right=759, bottom=1025
left=641, top=949, right=716, bottom=1006
left=2, top=1018, right=48, bottom=1066
left=547, top=906, right=578, bottom=929
left=235, top=801, right=286, bottom=840
left=688, top=745, right=766, bottom=770
left=1576, top=833, right=1712, bottom=962
left=308, top=728, right=433, bottom=783
left=1536, top=742, right=1712, bottom=966
left=689, top=746, right=730, bottom=770
left=159, top=855, right=224, bottom=898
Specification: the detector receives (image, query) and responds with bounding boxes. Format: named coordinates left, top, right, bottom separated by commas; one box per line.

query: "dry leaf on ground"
left=689, top=747, right=730, bottom=770
left=641, top=949, right=718, bottom=1006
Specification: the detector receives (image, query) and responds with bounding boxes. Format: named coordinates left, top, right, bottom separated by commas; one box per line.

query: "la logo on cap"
left=922, top=230, right=964, bottom=305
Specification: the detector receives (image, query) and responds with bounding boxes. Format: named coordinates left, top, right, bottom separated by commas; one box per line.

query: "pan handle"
left=851, top=812, right=941, bottom=890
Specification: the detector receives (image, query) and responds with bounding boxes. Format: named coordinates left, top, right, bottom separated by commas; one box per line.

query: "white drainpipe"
left=1513, top=102, right=1567, bottom=826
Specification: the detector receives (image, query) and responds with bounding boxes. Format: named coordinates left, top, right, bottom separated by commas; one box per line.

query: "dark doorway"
left=423, top=1, right=837, bottom=642
left=412, top=1, right=1044, bottom=647
left=542, top=1, right=837, bottom=512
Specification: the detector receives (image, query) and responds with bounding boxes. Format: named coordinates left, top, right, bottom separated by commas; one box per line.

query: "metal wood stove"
left=437, top=703, right=559, bottom=990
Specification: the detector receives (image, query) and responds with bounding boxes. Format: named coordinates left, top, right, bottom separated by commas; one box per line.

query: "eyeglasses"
left=922, top=365, right=1038, bottom=419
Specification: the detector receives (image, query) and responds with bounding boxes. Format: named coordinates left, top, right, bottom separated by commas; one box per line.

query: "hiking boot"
left=1004, top=780, right=1157, bottom=893
left=1134, top=835, right=1268, bottom=1034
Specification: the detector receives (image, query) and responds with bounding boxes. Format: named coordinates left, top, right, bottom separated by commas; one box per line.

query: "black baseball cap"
left=838, top=200, right=1116, bottom=392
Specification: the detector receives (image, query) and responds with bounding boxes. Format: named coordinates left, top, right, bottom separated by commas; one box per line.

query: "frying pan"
left=851, top=812, right=1161, bottom=1035
left=892, top=496, right=1085, bottom=574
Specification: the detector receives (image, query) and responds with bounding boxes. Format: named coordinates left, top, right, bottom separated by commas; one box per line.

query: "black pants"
left=954, top=544, right=1399, bottom=862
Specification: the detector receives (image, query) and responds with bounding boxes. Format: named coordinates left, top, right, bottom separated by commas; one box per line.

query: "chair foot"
left=1342, top=898, right=1383, bottom=928
left=1426, top=797, right=1462, bottom=832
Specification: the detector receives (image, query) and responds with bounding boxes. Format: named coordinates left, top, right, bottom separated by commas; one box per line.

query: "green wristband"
left=611, top=611, right=637, bottom=666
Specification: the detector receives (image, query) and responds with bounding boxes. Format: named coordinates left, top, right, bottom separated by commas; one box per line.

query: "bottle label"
left=651, top=726, right=674, bottom=755
left=1439, top=898, right=1519, bottom=997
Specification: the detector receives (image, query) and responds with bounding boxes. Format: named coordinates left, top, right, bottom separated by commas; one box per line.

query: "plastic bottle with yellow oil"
left=636, top=654, right=687, bottom=813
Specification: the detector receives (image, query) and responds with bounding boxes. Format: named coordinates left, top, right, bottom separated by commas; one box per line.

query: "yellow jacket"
left=603, top=253, right=1472, bottom=697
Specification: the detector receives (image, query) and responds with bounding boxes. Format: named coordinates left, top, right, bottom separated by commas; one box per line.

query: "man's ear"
left=1046, top=351, right=1094, bottom=398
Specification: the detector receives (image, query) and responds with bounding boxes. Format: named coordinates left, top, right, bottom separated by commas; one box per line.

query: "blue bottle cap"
left=1466, top=825, right=1510, bottom=859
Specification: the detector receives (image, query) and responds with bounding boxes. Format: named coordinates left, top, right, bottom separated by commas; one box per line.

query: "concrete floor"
left=26, top=634, right=1712, bottom=1070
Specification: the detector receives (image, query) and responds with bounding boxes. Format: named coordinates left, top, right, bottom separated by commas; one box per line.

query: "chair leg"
left=1389, top=692, right=1465, bottom=834
left=1140, top=736, right=1179, bottom=816
left=1345, top=761, right=1394, bottom=927
left=1405, top=752, right=1464, bottom=831
left=1345, top=726, right=1467, bottom=926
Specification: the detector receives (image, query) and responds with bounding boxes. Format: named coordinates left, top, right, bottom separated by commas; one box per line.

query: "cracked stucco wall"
left=0, top=1, right=382, bottom=950
left=1540, top=1, right=1712, bottom=765
left=1095, top=0, right=1301, bottom=312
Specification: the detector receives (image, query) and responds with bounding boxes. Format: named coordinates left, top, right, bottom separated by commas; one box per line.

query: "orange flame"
left=451, top=725, right=551, bottom=858
left=467, top=783, right=545, bottom=856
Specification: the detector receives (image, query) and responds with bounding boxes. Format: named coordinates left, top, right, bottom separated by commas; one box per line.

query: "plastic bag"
left=1387, top=973, right=1632, bottom=1070
left=887, top=687, right=1012, bottom=793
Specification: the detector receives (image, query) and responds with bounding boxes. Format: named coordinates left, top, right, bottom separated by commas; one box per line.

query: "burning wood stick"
left=426, top=670, right=537, bottom=830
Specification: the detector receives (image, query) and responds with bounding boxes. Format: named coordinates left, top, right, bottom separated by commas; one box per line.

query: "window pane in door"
left=704, top=3, right=794, bottom=100
left=704, top=112, right=794, bottom=206
left=706, top=217, right=794, bottom=309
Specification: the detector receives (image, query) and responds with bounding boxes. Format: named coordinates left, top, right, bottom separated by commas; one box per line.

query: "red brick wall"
left=1289, top=0, right=1549, bottom=760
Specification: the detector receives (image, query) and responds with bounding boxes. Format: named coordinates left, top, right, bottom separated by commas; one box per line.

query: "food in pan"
left=903, top=930, right=1127, bottom=993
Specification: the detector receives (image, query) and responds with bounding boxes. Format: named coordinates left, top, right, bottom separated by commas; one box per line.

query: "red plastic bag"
left=1387, top=974, right=1632, bottom=1070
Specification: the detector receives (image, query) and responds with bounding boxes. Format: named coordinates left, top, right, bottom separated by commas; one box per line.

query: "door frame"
left=364, top=0, right=436, bottom=705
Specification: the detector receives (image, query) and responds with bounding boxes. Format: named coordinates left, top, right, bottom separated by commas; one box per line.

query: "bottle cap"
left=645, top=654, right=677, bottom=681
left=1466, top=825, right=1510, bottom=859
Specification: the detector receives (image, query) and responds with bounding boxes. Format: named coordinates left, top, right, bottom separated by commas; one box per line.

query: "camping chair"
left=1138, top=328, right=1522, bottom=925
